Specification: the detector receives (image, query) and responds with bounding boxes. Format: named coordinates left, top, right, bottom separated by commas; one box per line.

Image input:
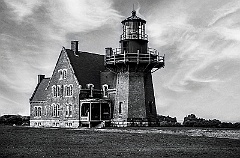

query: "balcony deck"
left=105, top=48, right=165, bottom=69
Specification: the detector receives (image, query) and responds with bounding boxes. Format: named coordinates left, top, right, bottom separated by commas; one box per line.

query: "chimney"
left=71, top=41, right=78, bottom=53
left=105, top=47, right=113, bottom=56
left=38, top=75, right=45, bottom=84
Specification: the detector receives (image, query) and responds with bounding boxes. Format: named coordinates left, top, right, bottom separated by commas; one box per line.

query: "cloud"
left=4, top=0, right=42, bottom=22
left=48, top=0, right=121, bottom=32
left=148, top=0, right=240, bottom=90
left=208, top=1, right=240, bottom=27
left=146, top=0, right=240, bottom=121
left=0, top=0, right=122, bottom=115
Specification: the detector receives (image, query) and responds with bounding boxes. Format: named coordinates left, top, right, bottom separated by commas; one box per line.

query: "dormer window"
left=87, top=84, right=94, bottom=97
left=102, top=84, right=108, bottom=98
left=86, top=83, right=94, bottom=89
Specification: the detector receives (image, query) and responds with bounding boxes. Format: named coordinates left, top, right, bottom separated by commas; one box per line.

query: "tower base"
left=111, top=118, right=159, bottom=127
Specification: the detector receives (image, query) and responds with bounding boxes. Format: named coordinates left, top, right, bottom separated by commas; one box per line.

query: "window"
left=34, top=106, right=42, bottom=117
left=65, top=85, right=73, bottom=97
left=57, top=104, right=60, bottom=117
left=35, top=107, right=38, bottom=116
left=81, top=103, right=90, bottom=117
left=51, top=103, right=60, bottom=117
left=63, top=69, right=67, bottom=79
left=59, top=70, right=63, bottom=80
left=102, top=84, right=108, bottom=98
left=56, top=85, right=61, bottom=97
left=66, top=105, right=69, bottom=116
left=87, top=83, right=94, bottom=89
left=59, top=69, right=67, bottom=80
left=54, top=104, right=56, bottom=116
left=52, top=85, right=56, bottom=97
left=119, top=102, right=122, bottom=114
left=65, top=104, right=73, bottom=117
left=38, top=107, right=41, bottom=116
left=87, top=84, right=94, bottom=97
left=70, top=85, right=73, bottom=96
left=69, top=105, right=72, bottom=117
left=52, top=85, right=63, bottom=97
left=149, top=101, right=153, bottom=114
left=51, top=104, right=54, bottom=116
left=103, top=85, right=108, bottom=97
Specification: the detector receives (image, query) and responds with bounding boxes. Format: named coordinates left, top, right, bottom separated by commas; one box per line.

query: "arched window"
left=59, top=70, right=63, bottom=80
left=52, top=104, right=56, bottom=117
left=54, top=105, right=56, bottom=117
left=38, top=107, right=41, bottom=116
left=69, top=85, right=73, bottom=96
left=59, top=69, right=67, bottom=80
left=69, top=104, right=72, bottom=117
left=87, top=84, right=94, bottom=97
left=35, top=107, right=38, bottom=116
left=34, top=106, right=42, bottom=117
left=66, top=105, right=69, bottom=117
left=52, top=85, right=56, bottom=97
left=119, top=102, right=122, bottom=114
left=57, top=104, right=60, bottom=117
left=65, top=85, right=73, bottom=97
left=149, top=101, right=153, bottom=114
left=63, top=69, right=67, bottom=79
left=57, top=85, right=61, bottom=97
left=102, top=84, right=108, bottom=97
left=65, top=104, right=73, bottom=117
left=65, top=85, right=67, bottom=96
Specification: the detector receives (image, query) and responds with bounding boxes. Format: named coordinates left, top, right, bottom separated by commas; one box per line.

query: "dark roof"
left=30, top=78, right=50, bottom=102
left=65, top=49, right=105, bottom=89
left=121, top=10, right=146, bottom=23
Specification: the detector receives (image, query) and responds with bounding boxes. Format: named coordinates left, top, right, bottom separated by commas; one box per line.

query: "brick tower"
left=105, top=10, right=165, bottom=127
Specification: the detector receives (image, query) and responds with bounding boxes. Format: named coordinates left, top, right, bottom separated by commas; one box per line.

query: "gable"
left=47, top=48, right=79, bottom=89
left=30, top=78, right=50, bottom=102
left=46, top=47, right=105, bottom=92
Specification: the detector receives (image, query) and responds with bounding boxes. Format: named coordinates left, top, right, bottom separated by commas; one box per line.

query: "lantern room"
left=119, top=10, right=149, bottom=54
left=121, top=10, right=147, bottom=40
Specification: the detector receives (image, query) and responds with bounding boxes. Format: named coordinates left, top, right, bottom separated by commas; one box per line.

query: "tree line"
left=1, top=114, right=239, bottom=128
left=183, top=114, right=240, bottom=128
left=0, top=115, right=30, bottom=126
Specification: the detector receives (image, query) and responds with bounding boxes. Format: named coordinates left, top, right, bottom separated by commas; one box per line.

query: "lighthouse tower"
left=105, top=10, right=165, bottom=127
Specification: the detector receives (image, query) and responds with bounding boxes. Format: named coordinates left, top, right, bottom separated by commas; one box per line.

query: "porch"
left=80, top=99, right=111, bottom=128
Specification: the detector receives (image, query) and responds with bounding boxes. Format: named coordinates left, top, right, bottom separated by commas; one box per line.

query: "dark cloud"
left=1, top=0, right=240, bottom=122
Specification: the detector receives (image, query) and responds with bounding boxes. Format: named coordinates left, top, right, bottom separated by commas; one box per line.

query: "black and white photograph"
left=0, top=0, right=240, bottom=157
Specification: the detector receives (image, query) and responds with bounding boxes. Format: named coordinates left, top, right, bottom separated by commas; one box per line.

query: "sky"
left=1, top=0, right=240, bottom=122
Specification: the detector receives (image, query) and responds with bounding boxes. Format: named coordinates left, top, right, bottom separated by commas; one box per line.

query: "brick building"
left=30, top=10, right=164, bottom=128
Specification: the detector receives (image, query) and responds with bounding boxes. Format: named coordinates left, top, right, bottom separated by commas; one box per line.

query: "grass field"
left=0, top=126, right=240, bottom=158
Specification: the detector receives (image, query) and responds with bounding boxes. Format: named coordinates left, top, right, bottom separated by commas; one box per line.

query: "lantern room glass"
left=122, top=21, right=146, bottom=40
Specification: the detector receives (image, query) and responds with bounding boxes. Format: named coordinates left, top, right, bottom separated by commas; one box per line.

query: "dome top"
left=121, top=10, right=146, bottom=24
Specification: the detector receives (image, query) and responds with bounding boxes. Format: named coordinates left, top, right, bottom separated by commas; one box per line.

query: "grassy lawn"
left=0, top=126, right=240, bottom=157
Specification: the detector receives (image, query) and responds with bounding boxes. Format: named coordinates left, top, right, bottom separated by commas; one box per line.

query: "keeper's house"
left=30, top=10, right=164, bottom=128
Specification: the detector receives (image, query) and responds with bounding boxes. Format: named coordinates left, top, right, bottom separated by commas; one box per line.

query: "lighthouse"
left=105, top=10, right=165, bottom=127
